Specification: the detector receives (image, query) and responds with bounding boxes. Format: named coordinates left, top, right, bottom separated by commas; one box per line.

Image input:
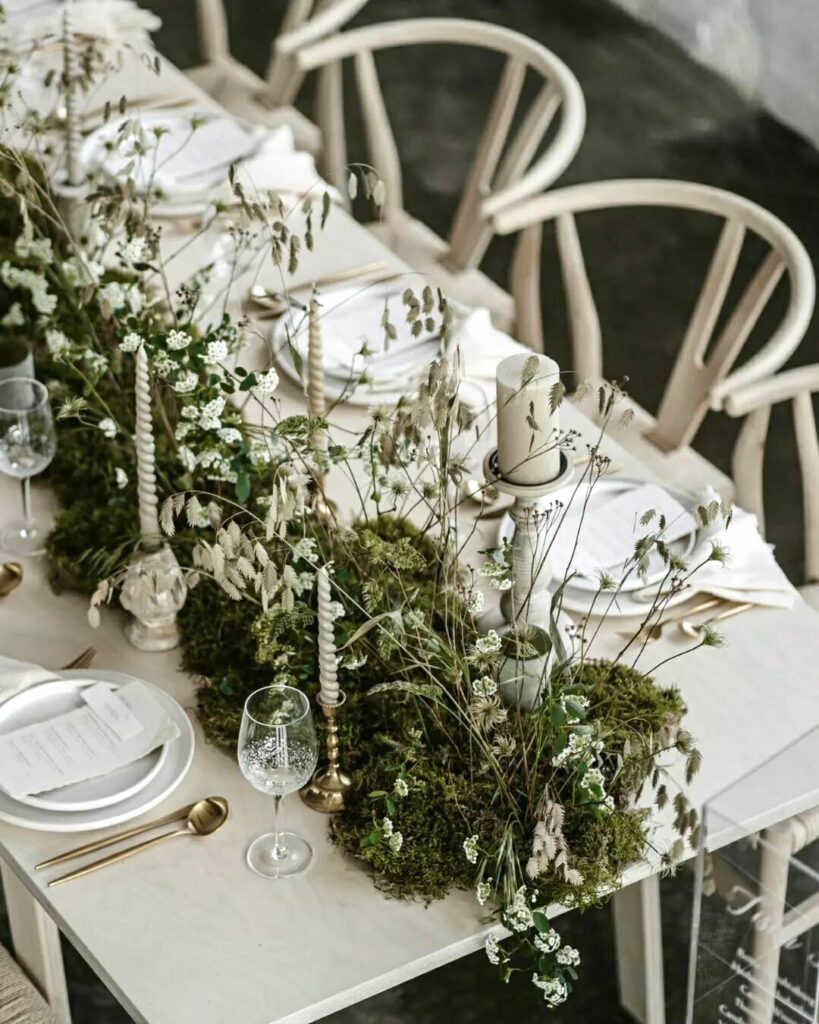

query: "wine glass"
left=0, top=377, right=57, bottom=556
left=237, top=685, right=318, bottom=879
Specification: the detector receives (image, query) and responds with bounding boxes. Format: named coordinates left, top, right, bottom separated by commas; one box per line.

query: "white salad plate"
left=272, top=282, right=456, bottom=406
left=0, top=677, right=170, bottom=813
left=497, top=477, right=703, bottom=618
left=0, top=671, right=194, bottom=832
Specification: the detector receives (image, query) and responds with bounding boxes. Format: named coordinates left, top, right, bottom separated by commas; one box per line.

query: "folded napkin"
left=223, top=126, right=338, bottom=201
left=0, top=654, right=56, bottom=702
left=686, top=506, right=796, bottom=609
left=11, top=0, right=160, bottom=41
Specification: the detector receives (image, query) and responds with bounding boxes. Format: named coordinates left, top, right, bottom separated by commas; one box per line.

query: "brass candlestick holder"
left=301, top=691, right=351, bottom=813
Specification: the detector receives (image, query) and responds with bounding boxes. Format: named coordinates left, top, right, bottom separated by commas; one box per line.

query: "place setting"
left=0, top=657, right=194, bottom=834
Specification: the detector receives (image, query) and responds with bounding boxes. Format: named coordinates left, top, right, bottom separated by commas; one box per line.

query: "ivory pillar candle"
left=496, top=353, right=561, bottom=485
left=316, top=566, right=339, bottom=706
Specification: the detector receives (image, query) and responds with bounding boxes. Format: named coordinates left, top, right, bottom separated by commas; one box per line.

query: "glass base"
left=1, top=520, right=46, bottom=557
left=246, top=832, right=313, bottom=879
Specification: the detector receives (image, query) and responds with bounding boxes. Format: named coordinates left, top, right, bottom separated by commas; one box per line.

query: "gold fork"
left=59, top=647, right=97, bottom=671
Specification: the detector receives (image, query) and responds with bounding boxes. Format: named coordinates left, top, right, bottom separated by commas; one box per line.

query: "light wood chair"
left=290, top=17, right=586, bottom=332
left=0, top=942, right=59, bottom=1023
left=724, top=364, right=819, bottom=609
left=494, top=179, right=815, bottom=498
left=186, top=0, right=367, bottom=155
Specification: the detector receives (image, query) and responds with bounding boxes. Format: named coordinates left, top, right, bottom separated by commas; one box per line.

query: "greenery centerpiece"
left=0, top=31, right=731, bottom=1008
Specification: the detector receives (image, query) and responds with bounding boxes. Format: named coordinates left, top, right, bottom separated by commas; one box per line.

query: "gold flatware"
left=249, top=260, right=392, bottom=315
left=679, top=601, right=754, bottom=638
left=46, top=797, right=229, bottom=886
left=0, top=562, right=22, bottom=597
left=59, top=646, right=97, bottom=671
left=36, top=799, right=203, bottom=870
left=620, top=598, right=723, bottom=643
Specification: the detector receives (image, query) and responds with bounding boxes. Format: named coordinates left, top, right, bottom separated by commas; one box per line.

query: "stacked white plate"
left=80, top=110, right=265, bottom=217
left=497, top=478, right=704, bottom=618
left=273, top=282, right=451, bottom=406
left=0, top=670, right=194, bottom=831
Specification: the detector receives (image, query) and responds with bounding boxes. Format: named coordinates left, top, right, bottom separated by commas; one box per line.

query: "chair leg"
left=749, top=823, right=792, bottom=1024
left=612, top=875, right=666, bottom=1024
left=1, top=861, right=72, bottom=1024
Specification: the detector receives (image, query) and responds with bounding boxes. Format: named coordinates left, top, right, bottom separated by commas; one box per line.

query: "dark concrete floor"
left=13, top=0, right=819, bottom=1020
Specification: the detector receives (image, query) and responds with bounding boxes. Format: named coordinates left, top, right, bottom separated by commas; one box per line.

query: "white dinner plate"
left=496, top=478, right=702, bottom=618
left=79, top=110, right=263, bottom=204
left=0, top=677, right=169, bottom=812
left=272, top=283, right=470, bottom=406
left=0, top=671, right=194, bottom=832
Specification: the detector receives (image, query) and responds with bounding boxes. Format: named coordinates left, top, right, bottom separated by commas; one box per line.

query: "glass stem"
left=20, top=477, right=33, bottom=537
left=271, top=794, right=285, bottom=859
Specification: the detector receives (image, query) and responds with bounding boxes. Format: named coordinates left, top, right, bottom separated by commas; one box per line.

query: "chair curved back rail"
left=292, top=18, right=586, bottom=272
left=265, top=0, right=370, bottom=108
left=725, top=365, right=819, bottom=584
left=494, top=179, right=815, bottom=453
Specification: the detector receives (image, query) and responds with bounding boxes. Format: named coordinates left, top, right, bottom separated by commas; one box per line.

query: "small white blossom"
left=580, top=768, right=604, bottom=790
left=82, top=349, right=108, bottom=375
left=172, top=370, right=198, bottom=395
left=381, top=817, right=393, bottom=837
left=205, top=339, right=228, bottom=364
left=476, top=880, right=492, bottom=906
left=329, top=600, right=345, bottom=621
left=120, top=331, right=143, bottom=353
left=463, top=834, right=479, bottom=864
left=199, top=396, right=226, bottom=431
left=114, top=467, right=128, bottom=489
left=45, top=328, right=71, bottom=358
left=255, top=367, right=279, bottom=394
left=166, top=329, right=190, bottom=351
left=534, top=930, right=561, bottom=954
left=15, top=235, right=53, bottom=264
left=178, top=446, right=197, bottom=472
left=505, top=886, right=534, bottom=932
left=388, top=831, right=403, bottom=854
left=99, top=281, right=126, bottom=311
left=394, top=777, right=409, bottom=798
left=218, top=427, right=242, bottom=445
left=98, top=417, right=117, bottom=439
left=1, top=302, right=24, bottom=327
left=117, top=237, right=147, bottom=264
left=152, top=350, right=174, bottom=377
left=292, top=537, right=318, bottom=563
left=475, top=630, right=502, bottom=655
left=466, top=589, right=485, bottom=613
left=485, top=935, right=501, bottom=966
left=556, top=945, right=581, bottom=968
left=472, top=675, right=497, bottom=698
left=532, top=974, right=568, bottom=1007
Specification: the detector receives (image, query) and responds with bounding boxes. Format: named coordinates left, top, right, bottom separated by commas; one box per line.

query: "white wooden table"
left=0, top=39, right=818, bottom=1024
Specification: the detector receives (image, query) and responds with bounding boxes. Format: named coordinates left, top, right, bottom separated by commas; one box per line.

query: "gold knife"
left=35, top=801, right=196, bottom=870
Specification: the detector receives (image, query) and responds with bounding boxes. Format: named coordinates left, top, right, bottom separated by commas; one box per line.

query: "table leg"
left=612, top=875, right=666, bottom=1024
left=1, top=861, right=72, bottom=1024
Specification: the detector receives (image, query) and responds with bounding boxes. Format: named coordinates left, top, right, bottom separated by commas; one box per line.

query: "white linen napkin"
left=223, top=126, right=338, bottom=201
left=11, top=0, right=160, bottom=41
left=686, top=506, right=796, bottom=609
left=0, top=654, right=56, bottom=702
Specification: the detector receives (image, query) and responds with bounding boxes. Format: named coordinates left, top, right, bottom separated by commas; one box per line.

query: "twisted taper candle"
left=135, top=345, right=161, bottom=547
left=316, top=565, right=339, bottom=705
left=306, top=292, right=328, bottom=461
left=62, top=0, right=82, bottom=188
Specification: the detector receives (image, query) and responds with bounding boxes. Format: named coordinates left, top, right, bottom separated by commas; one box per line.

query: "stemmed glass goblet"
left=0, top=377, right=57, bottom=556
left=237, top=685, right=318, bottom=878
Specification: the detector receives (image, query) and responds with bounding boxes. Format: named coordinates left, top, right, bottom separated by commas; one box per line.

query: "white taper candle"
left=135, top=345, right=161, bottom=547
left=316, top=566, right=339, bottom=705
left=496, top=353, right=561, bottom=486
left=62, top=0, right=82, bottom=188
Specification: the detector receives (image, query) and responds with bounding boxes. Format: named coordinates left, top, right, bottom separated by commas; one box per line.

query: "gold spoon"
left=48, top=797, right=229, bottom=887
left=0, top=562, right=22, bottom=598
left=618, top=598, right=722, bottom=643
left=679, top=601, right=754, bottom=638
